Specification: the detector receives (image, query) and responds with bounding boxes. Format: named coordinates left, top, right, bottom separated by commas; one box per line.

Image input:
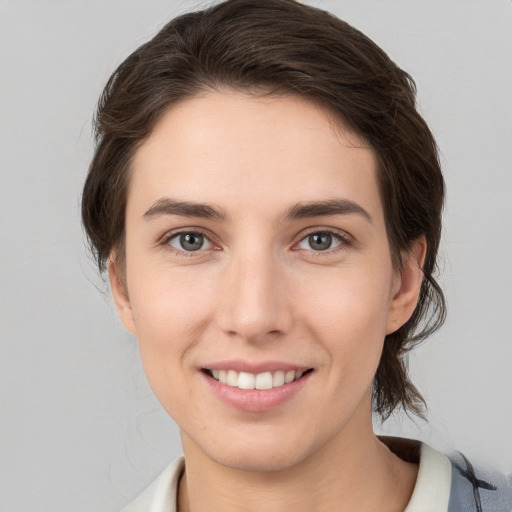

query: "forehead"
left=129, top=91, right=382, bottom=222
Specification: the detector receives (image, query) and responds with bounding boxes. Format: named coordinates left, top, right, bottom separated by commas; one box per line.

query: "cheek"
left=130, top=265, right=214, bottom=339
left=127, top=268, right=215, bottom=397
left=297, top=265, right=393, bottom=375
left=301, top=262, right=393, bottom=327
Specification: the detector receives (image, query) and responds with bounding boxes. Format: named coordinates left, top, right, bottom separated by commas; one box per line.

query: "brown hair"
left=82, top=0, right=446, bottom=420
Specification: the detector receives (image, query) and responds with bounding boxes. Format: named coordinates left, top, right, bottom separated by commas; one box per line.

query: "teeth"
left=272, top=370, right=285, bottom=387
left=227, top=370, right=238, bottom=387
left=285, top=370, right=295, bottom=384
left=238, top=372, right=255, bottom=389
left=255, top=372, right=273, bottom=390
left=211, top=368, right=308, bottom=389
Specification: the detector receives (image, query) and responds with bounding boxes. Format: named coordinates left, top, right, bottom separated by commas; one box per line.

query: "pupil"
left=310, top=233, right=332, bottom=251
left=181, top=233, right=203, bottom=251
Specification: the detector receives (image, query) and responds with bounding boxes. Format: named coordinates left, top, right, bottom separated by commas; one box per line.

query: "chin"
left=185, top=424, right=331, bottom=474
left=210, top=444, right=310, bottom=473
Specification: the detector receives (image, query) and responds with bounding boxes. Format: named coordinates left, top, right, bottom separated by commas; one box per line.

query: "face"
left=111, top=91, right=423, bottom=472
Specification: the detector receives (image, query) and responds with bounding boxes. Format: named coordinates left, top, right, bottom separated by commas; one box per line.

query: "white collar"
left=122, top=456, right=183, bottom=512
left=404, top=442, right=451, bottom=512
left=123, top=442, right=452, bottom=512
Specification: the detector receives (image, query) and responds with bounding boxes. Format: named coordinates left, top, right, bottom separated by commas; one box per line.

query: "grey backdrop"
left=1, top=1, right=511, bottom=511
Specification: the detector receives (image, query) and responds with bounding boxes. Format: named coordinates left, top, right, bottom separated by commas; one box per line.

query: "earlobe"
left=386, top=237, right=427, bottom=334
left=108, top=257, right=136, bottom=334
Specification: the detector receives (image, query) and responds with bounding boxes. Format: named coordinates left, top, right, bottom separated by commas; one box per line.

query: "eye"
left=296, top=231, right=344, bottom=251
left=167, top=232, right=212, bottom=252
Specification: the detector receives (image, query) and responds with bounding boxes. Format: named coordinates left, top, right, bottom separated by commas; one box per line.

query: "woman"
left=81, top=1, right=511, bottom=510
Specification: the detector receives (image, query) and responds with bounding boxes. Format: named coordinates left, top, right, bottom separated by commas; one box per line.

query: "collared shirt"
left=122, top=442, right=512, bottom=512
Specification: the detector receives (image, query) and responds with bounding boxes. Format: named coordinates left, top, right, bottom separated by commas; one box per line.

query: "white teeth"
left=285, top=370, right=295, bottom=384
left=272, top=370, right=285, bottom=387
left=238, top=372, right=255, bottom=390
left=227, top=370, right=238, bottom=386
left=255, top=372, right=273, bottom=390
left=212, top=368, right=308, bottom=389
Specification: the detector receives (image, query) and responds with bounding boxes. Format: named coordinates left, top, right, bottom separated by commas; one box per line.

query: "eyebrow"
left=143, top=198, right=226, bottom=220
left=142, top=197, right=371, bottom=223
left=284, top=199, right=372, bottom=223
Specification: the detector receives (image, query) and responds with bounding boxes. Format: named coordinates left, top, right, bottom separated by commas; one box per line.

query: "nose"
left=215, top=248, right=293, bottom=342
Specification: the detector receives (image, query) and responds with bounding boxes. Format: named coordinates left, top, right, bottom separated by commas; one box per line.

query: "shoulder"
left=447, top=451, right=512, bottom=512
left=121, top=456, right=184, bottom=512
left=119, top=446, right=512, bottom=512
left=382, top=437, right=512, bottom=512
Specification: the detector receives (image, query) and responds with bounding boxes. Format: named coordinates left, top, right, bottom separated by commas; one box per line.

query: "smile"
left=202, top=365, right=314, bottom=411
left=206, top=369, right=311, bottom=390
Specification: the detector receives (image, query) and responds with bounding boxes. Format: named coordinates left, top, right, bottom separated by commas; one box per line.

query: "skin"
left=110, top=91, right=425, bottom=511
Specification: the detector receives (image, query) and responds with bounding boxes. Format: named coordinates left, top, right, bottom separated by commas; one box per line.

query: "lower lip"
left=202, top=371, right=312, bottom=412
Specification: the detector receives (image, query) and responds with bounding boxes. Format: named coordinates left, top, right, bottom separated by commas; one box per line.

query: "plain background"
left=1, top=1, right=511, bottom=510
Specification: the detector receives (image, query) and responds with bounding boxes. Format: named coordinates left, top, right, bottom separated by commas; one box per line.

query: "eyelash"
left=160, top=227, right=352, bottom=257
left=160, top=228, right=216, bottom=257
left=294, top=227, right=352, bottom=256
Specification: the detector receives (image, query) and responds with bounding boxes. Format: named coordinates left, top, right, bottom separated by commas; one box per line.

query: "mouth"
left=203, top=368, right=314, bottom=390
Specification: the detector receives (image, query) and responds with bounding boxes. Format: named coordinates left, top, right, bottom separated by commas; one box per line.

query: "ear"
left=108, top=257, right=136, bottom=335
left=386, top=236, right=427, bottom=335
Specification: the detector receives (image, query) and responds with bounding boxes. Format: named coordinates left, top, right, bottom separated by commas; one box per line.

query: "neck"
left=177, top=403, right=417, bottom=512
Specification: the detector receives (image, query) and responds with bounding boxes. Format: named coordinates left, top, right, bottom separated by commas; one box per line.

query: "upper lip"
left=201, top=360, right=312, bottom=374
